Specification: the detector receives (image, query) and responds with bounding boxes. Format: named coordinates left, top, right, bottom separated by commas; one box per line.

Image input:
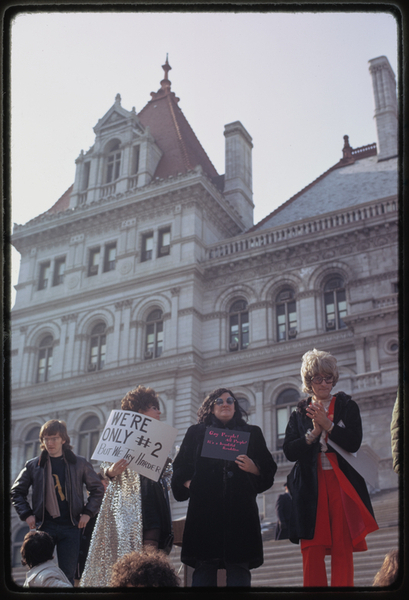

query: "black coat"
left=283, top=392, right=376, bottom=545
left=274, top=492, right=292, bottom=540
left=10, top=448, right=105, bottom=527
left=171, top=415, right=277, bottom=569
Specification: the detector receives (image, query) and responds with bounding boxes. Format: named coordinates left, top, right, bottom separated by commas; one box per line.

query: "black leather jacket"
left=11, top=448, right=105, bottom=527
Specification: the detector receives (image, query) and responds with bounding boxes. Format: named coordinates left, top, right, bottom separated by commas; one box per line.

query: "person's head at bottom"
left=21, top=530, right=55, bottom=569
left=110, top=549, right=180, bottom=587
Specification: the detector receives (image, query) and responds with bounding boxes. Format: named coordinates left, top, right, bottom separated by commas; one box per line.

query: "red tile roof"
left=42, top=184, right=73, bottom=216
left=43, top=59, right=218, bottom=217
left=138, top=58, right=219, bottom=180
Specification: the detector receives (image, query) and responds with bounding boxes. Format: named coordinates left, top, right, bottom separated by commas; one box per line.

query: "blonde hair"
left=301, top=348, right=339, bottom=394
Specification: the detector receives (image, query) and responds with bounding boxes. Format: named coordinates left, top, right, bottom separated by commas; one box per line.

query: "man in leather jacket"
left=11, top=419, right=104, bottom=585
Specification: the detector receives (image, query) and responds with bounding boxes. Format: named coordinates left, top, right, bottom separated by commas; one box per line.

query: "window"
left=23, top=426, right=41, bottom=463
left=276, top=388, right=300, bottom=450
left=142, top=233, right=154, bottom=262
left=38, top=262, right=51, bottom=290
left=276, top=288, right=297, bottom=341
left=89, top=323, right=106, bottom=371
left=37, top=336, right=53, bottom=383
left=236, top=397, right=250, bottom=418
left=145, top=310, right=163, bottom=359
left=324, top=277, right=347, bottom=330
left=53, top=257, right=66, bottom=286
left=88, top=248, right=100, bottom=276
left=104, top=243, right=116, bottom=272
left=132, top=146, right=140, bottom=174
left=158, top=228, right=171, bottom=257
left=229, top=299, right=249, bottom=351
left=106, top=143, right=121, bottom=183
left=82, top=161, right=91, bottom=190
left=78, top=415, right=101, bottom=462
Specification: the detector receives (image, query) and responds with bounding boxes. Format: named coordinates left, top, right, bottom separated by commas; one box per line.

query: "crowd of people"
left=10, top=349, right=400, bottom=588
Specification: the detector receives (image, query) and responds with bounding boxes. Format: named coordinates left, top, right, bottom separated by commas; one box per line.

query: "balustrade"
left=205, top=198, right=397, bottom=260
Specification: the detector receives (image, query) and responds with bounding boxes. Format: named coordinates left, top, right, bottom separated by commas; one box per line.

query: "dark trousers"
left=192, top=561, right=251, bottom=587
left=41, top=520, right=82, bottom=585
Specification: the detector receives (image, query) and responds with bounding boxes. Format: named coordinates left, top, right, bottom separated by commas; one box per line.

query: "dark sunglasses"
left=214, top=397, right=235, bottom=405
left=311, top=376, right=334, bottom=384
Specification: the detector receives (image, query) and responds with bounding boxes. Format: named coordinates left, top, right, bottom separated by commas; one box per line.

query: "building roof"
left=138, top=57, right=219, bottom=181
left=251, top=136, right=397, bottom=232
left=40, top=184, right=73, bottom=216
left=43, top=58, right=218, bottom=217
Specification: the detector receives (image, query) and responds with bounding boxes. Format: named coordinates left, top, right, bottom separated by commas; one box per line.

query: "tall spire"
left=162, top=54, right=171, bottom=80
left=150, top=55, right=179, bottom=103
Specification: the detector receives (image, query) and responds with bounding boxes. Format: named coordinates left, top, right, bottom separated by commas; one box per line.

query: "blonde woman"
left=283, top=349, right=378, bottom=587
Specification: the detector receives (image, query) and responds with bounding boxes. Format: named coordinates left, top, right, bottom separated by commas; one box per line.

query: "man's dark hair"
left=39, top=419, right=73, bottom=451
left=20, top=530, right=55, bottom=568
left=110, top=549, right=180, bottom=587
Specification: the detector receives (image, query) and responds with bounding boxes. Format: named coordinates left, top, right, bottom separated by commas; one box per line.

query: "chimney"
left=223, top=121, right=254, bottom=229
left=368, top=56, right=398, bottom=161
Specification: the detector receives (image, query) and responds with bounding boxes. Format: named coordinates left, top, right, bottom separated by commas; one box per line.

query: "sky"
left=8, top=9, right=399, bottom=305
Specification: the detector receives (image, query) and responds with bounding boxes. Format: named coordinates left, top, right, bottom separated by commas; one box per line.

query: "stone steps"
left=169, top=487, right=400, bottom=588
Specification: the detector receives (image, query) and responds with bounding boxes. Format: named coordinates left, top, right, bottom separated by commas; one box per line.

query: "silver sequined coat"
left=79, top=461, right=172, bottom=587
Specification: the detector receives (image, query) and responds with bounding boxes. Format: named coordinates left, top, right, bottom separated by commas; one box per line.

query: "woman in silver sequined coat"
left=79, top=386, right=173, bottom=587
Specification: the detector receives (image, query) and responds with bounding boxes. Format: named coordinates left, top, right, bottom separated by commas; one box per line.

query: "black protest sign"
left=201, top=426, right=250, bottom=460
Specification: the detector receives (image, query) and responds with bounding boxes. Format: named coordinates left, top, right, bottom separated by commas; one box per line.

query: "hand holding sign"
left=235, top=454, right=260, bottom=475
left=91, top=410, right=178, bottom=481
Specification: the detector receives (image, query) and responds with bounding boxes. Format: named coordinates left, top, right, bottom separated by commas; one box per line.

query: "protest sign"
left=201, top=426, right=250, bottom=460
left=91, top=409, right=178, bottom=481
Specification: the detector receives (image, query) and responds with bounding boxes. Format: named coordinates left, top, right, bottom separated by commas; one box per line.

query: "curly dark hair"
left=109, top=549, right=180, bottom=587
left=21, top=530, right=55, bottom=568
left=121, top=386, right=159, bottom=413
left=197, top=388, right=247, bottom=425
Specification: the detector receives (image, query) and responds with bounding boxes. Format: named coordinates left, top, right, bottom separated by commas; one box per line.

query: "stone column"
left=61, top=313, right=78, bottom=377
left=367, top=335, right=380, bottom=372
left=355, top=338, right=366, bottom=374
left=253, top=381, right=265, bottom=429
left=169, top=287, right=181, bottom=355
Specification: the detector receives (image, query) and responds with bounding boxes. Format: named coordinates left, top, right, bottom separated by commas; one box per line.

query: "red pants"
left=302, top=468, right=354, bottom=587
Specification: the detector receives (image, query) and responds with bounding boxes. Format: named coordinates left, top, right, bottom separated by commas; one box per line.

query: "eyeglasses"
left=214, top=397, right=235, bottom=405
left=311, top=376, right=334, bottom=384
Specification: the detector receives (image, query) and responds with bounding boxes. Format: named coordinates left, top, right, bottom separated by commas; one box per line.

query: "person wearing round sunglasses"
left=283, top=349, right=378, bottom=587
left=171, top=388, right=277, bottom=587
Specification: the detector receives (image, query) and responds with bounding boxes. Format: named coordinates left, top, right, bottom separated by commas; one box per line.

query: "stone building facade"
left=9, top=56, right=399, bottom=567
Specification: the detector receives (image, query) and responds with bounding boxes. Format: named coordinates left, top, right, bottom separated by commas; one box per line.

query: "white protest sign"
left=91, top=409, right=178, bottom=482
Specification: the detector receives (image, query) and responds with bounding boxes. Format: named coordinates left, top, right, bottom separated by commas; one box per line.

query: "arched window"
left=78, top=415, right=101, bottom=462
left=229, top=299, right=249, bottom=352
left=36, top=335, right=53, bottom=383
left=145, top=310, right=163, bottom=359
left=276, top=288, right=297, bottom=341
left=23, top=426, right=41, bottom=463
left=324, top=277, right=347, bottom=330
left=88, top=323, right=106, bottom=371
left=236, top=397, right=251, bottom=420
left=276, top=388, right=300, bottom=450
left=106, top=142, right=121, bottom=183
left=12, top=526, right=29, bottom=567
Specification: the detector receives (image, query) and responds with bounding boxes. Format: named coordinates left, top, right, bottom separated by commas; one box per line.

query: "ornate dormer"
left=69, top=93, right=162, bottom=208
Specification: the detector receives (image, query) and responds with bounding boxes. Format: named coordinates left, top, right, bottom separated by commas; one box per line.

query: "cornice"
left=12, top=172, right=244, bottom=250
left=203, top=225, right=398, bottom=286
